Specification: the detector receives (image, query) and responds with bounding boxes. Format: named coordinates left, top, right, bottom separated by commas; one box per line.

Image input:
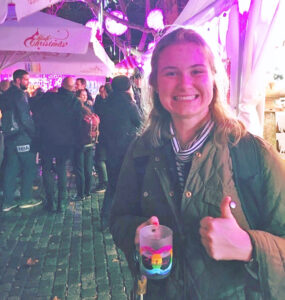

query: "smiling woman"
left=110, top=28, right=285, bottom=300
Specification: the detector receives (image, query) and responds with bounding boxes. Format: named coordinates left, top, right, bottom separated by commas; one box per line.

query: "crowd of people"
left=0, top=70, right=142, bottom=220
left=0, top=27, right=284, bottom=299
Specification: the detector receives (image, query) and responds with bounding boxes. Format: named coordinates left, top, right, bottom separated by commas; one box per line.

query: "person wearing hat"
left=100, top=75, right=142, bottom=230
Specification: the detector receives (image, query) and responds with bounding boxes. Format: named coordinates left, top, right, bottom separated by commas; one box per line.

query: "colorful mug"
left=139, top=225, right=173, bottom=279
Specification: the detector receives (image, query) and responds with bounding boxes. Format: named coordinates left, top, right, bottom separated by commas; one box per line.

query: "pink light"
left=105, top=11, right=128, bottom=36
left=146, top=9, right=164, bottom=31
left=147, top=41, right=155, bottom=50
left=238, top=0, right=251, bottom=14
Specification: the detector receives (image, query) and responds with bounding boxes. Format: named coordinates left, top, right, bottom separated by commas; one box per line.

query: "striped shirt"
left=170, top=120, right=214, bottom=191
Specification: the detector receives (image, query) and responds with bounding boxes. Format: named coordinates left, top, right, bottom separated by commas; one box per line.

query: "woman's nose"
left=179, top=73, right=193, bottom=87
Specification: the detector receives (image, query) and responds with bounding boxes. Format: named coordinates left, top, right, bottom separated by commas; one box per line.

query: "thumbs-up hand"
left=199, top=196, right=253, bottom=261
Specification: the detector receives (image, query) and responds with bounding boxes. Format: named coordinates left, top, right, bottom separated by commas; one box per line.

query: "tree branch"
left=85, top=0, right=156, bottom=36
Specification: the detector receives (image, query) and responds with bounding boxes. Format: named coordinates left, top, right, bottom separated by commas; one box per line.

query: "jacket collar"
left=58, top=87, right=75, bottom=97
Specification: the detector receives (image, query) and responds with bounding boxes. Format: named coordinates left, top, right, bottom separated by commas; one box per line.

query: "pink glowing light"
left=238, top=0, right=251, bottom=14
left=146, top=9, right=164, bottom=31
left=147, top=41, right=155, bottom=50
left=105, top=11, right=128, bottom=36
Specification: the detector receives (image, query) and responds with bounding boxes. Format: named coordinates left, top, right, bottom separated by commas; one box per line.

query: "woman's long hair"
left=142, top=28, right=246, bottom=147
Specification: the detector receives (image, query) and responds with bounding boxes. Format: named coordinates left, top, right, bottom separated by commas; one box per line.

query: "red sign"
left=24, top=29, right=69, bottom=50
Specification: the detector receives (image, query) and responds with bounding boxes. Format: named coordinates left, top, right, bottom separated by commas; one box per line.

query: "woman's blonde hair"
left=142, top=28, right=246, bottom=147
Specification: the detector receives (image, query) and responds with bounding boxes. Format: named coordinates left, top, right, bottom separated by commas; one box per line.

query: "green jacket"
left=110, top=130, right=285, bottom=299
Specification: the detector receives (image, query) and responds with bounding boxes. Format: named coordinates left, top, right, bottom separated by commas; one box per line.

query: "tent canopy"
left=0, top=5, right=91, bottom=54
left=0, top=5, right=114, bottom=77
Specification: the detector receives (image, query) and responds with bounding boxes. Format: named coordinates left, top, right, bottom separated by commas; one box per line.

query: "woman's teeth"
left=174, top=95, right=198, bottom=101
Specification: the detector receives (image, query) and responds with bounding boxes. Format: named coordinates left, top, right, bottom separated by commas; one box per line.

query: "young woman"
left=110, top=28, right=285, bottom=299
left=73, top=89, right=99, bottom=201
left=76, top=88, right=93, bottom=110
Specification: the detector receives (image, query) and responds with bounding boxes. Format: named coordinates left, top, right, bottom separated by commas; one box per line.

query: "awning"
left=0, top=4, right=91, bottom=54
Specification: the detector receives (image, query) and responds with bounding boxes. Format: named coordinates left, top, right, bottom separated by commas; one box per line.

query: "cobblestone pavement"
left=0, top=173, right=133, bottom=300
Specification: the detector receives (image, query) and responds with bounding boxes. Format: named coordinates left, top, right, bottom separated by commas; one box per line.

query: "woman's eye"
left=165, top=71, right=177, bottom=77
left=192, top=69, right=203, bottom=75
left=192, top=69, right=206, bottom=75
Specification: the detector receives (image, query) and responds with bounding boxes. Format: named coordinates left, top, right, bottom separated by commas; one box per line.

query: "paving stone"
left=96, top=291, right=110, bottom=300
left=68, top=271, right=80, bottom=285
left=110, top=294, right=128, bottom=300
left=52, top=283, right=66, bottom=299
left=81, top=278, right=96, bottom=290
left=66, top=283, right=81, bottom=298
left=81, top=287, right=97, bottom=298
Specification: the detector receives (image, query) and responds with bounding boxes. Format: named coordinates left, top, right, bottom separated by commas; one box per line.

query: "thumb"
left=220, top=196, right=234, bottom=219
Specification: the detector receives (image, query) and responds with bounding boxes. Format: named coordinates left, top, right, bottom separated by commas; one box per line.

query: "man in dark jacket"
left=38, top=76, right=82, bottom=212
left=100, top=75, right=142, bottom=230
left=92, top=84, right=111, bottom=192
left=0, top=69, right=39, bottom=212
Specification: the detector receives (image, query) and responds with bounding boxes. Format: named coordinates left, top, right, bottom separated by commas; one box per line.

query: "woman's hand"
left=199, top=196, right=253, bottom=261
left=134, top=216, right=159, bottom=247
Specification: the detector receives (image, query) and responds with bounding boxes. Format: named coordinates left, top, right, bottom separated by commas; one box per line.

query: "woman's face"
left=99, top=87, right=107, bottom=99
left=79, top=90, right=88, bottom=103
left=156, top=42, right=214, bottom=123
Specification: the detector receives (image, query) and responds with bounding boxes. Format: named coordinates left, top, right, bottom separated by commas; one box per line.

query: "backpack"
left=80, top=112, right=100, bottom=146
left=0, top=93, right=20, bottom=138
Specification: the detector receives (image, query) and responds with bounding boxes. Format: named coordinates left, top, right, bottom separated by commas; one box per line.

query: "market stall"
left=0, top=4, right=114, bottom=95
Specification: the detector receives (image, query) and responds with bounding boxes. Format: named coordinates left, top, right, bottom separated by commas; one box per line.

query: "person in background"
left=131, top=68, right=143, bottom=112
left=72, top=94, right=100, bottom=201
left=38, top=76, right=82, bottom=212
left=101, top=75, right=142, bottom=230
left=75, top=77, right=93, bottom=106
left=0, top=70, right=39, bottom=212
left=92, top=84, right=111, bottom=193
left=110, top=28, right=285, bottom=299
left=76, top=88, right=93, bottom=110
left=28, top=87, right=45, bottom=115
left=94, top=85, right=106, bottom=106
left=0, top=80, right=10, bottom=94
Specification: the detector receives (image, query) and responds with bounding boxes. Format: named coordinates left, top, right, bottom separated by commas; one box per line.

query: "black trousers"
left=73, top=146, right=93, bottom=197
left=41, top=147, right=71, bottom=210
left=3, top=145, right=36, bottom=205
left=101, top=156, right=123, bottom=223
left=94, top=142, right=108, bottom=186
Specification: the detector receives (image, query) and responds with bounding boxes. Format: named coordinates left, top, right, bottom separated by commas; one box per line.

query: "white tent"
left=172, top=0, right=285, bottom=136
left=0, top=5, right=114, bottom=77
left=0, top=5, right=91, bottom=54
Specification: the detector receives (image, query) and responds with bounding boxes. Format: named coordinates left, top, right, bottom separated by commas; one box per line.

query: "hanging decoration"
left=105, top=10, right=128, bottom=36
left=146, top=9, right=164, bottom=31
